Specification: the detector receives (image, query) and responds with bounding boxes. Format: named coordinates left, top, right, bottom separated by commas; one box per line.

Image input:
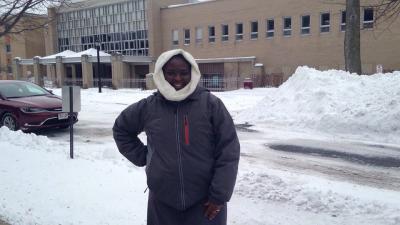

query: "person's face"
left=163, top=56, right=191, bottom=91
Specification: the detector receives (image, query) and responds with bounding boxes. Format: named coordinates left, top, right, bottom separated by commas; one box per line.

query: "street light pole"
left=96, top=44, right=102, bottom=93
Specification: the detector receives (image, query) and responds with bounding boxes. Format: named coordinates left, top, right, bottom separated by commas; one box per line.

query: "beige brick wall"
left=159, top=0, right=400, bottom=78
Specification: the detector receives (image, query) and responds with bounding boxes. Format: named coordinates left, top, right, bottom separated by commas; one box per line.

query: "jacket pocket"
left=184, top=115, right=190, bottom=145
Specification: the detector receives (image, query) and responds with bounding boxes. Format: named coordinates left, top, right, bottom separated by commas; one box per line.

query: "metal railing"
left=18, top=74, right=279, bottom=91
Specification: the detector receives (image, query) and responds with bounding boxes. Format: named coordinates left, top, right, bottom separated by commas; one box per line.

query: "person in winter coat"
left=113, top=49, right=240, bottom=225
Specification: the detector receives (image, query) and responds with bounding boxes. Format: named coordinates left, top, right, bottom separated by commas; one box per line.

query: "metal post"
left=96, top=45, right=102, bottom=93
left=69, top=86, right=74, bottom=159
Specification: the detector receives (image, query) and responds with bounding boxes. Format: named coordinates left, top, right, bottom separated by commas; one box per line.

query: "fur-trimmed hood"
left=153, top=49, right=201, bottom=102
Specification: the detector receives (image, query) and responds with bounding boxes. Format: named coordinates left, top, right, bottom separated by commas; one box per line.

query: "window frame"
left=363, top=8, right=374, bottom=29
left=184, top=28, right=190, bottom=45
left=5, top=44, right=11, bottom=53
left=266, top=18, right=274, bottom=38
left=300, top=14, right=311, bottom=35
left=283, top=16, right=292, bottom=37
left=208, top=26, right=215, bottom=43
left=172, top=29, right=179, bottom=45
left=195, top=27, right=203, bottom=43
left=341, top=10, right=346, bottom=32
left=250, top=20, right=258, bottom=40
left=235, top=23, right=243, bottom=41
left=221, top=24, right=229, bottom=41
left=320, top=12, right=331, bottom=33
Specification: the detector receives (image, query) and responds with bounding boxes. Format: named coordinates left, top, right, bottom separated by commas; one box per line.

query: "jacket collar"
left=154, top=86, right=208, bottom=102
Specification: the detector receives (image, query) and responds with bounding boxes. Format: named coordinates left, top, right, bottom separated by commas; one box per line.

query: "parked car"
left=0, top=80, right=78, bottom=132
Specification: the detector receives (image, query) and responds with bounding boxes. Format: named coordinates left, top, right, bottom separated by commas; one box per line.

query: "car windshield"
left=0, top=82, right=50, bottom=98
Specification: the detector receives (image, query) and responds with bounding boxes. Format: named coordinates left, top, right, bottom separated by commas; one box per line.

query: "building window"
left=57, top=0, right=149, bottom=56
left=266, top=19, right=274, bottom=38
left=208, top=26, right=215, bottom=43
left=184, top=29, right=190, bottom=45
left=363, top=8, right=374, bottom=29
left=235, top=23, right=243, bottom=40
left=250, top=21, right=258, bottom=39
left=320, top=12, right=330, bottom=33
left=172, top=29, right=179, bottom=45
left=341, top=10, right=346, bottom=31
left=195, top=27, right=202, bottom=43
left=5, top=44, right=11, bottom=53
left=283, top=17, right=292, bottom=36
left=301, top=15, right=310, bottom=35
left=221, top=24, right=229, bottom=41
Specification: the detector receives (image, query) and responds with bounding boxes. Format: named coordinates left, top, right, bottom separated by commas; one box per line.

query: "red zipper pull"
left=184, top=115, right=190, bottom=145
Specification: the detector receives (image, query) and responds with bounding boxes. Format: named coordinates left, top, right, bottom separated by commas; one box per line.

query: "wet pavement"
left=268, top=144, right=400, bottom=168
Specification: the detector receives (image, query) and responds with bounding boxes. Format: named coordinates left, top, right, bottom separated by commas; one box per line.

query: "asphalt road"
left=237, top=127, right=400, bottom=192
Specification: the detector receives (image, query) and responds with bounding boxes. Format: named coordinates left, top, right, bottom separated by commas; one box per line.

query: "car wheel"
left=2, top=113, right=18, bottom=131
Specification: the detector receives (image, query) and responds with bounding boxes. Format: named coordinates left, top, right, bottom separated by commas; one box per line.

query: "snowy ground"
left=1, top=67, right=400, bottom=225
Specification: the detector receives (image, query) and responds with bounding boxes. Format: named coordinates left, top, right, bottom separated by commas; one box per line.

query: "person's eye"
left=165, top=71, right=176, bottom=77
left=181, top=71, right=190, bottom=76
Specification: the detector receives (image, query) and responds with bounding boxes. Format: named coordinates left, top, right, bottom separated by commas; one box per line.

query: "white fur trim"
left=153, top=49, right=201, bottom=101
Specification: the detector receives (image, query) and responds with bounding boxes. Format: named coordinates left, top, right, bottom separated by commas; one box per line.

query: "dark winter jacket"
left=113, top=86, right=240, bottom=211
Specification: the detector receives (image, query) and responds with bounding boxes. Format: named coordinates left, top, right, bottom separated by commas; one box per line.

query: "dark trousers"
left=147, top=192, right=227, bottom=225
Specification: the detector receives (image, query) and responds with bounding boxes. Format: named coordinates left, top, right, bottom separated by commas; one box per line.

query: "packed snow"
left=1, top=67, right=400, bottom=225
left=237, top=66, right=400, bottom=145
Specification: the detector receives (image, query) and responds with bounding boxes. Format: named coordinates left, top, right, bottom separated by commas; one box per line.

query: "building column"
left=33, top=56, right=44, bottom=86
left=81, top=54, right=93, bottom=88
left=56, top=56, right=66, bottom=87
left=12, top=57, right=22, bottom=80
left=71, top=64, right=77, bottom=81
left=146, top=73, right=156, bottom=90
left=111, top=53, right=123, bottom=89
left=46, top=64, right=56, bottom=86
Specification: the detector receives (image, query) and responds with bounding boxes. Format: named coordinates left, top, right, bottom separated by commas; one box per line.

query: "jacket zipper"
left=184, top=115, right=190, bottom=145
left=175, top=105, right=186, bottom=210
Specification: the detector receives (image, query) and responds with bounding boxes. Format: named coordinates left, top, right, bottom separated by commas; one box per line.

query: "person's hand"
left=203, top=201, right=222, bottom=220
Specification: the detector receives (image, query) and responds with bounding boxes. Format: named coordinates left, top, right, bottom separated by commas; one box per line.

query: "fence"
left=21, top=74, right=277, bottom=91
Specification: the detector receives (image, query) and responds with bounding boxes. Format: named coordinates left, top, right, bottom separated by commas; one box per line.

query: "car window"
left=0, top=82, right=49, bottom=98
left=25, top=83, right=48, bottom=96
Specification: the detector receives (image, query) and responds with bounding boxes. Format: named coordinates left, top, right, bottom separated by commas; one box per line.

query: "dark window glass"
left=301, top=15, right=310, bottom=35
left=267, top=19, right=274, bottom=38
left=283, top=17, right=292, bottom=36
left=341, top=11, right=346, bottom=31
left=208, top=26, right=215, bottom=42
left=236, top=23, right=243, bottom=40
left=251, top=21, right=258, bottom=39
left=221, top=24, right=228, bottom=41
left=363, top=8, right=374, bottom=29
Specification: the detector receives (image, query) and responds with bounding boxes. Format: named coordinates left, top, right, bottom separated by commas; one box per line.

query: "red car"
left=0, top=80, right=78, bottom=132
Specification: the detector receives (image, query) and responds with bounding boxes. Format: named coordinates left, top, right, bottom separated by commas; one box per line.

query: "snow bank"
left=235, top=171, right=400, bottom=225
left=236, top=67, right=400, bottom=144
left=0, top=127, right=58, bottom=153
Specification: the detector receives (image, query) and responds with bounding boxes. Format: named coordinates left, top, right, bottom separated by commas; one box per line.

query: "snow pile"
left=236, top=67, right=400, bottom=144
left=235, top=171, right=400, bottom=224
left=0, top=127, right=60, bottom=153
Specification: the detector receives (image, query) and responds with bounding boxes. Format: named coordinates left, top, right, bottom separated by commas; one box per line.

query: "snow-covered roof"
left=67, top=48, right=111, bottom=58
left=167, top=0, right=216, bottom=8
left=195, top=56, right=256, bottom=63
left=41, top=50, right=77, bottom=59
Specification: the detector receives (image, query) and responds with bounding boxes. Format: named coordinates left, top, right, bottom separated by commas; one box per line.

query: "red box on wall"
left=243, top=78, right=253, bottom=89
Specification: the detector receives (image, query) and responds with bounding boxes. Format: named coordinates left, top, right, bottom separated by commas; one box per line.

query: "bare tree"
left=345, top=0, right=361, bottom=74
left=0, top=0, right=70, bottom=38
left=343, top=0, right=400, bottom=74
